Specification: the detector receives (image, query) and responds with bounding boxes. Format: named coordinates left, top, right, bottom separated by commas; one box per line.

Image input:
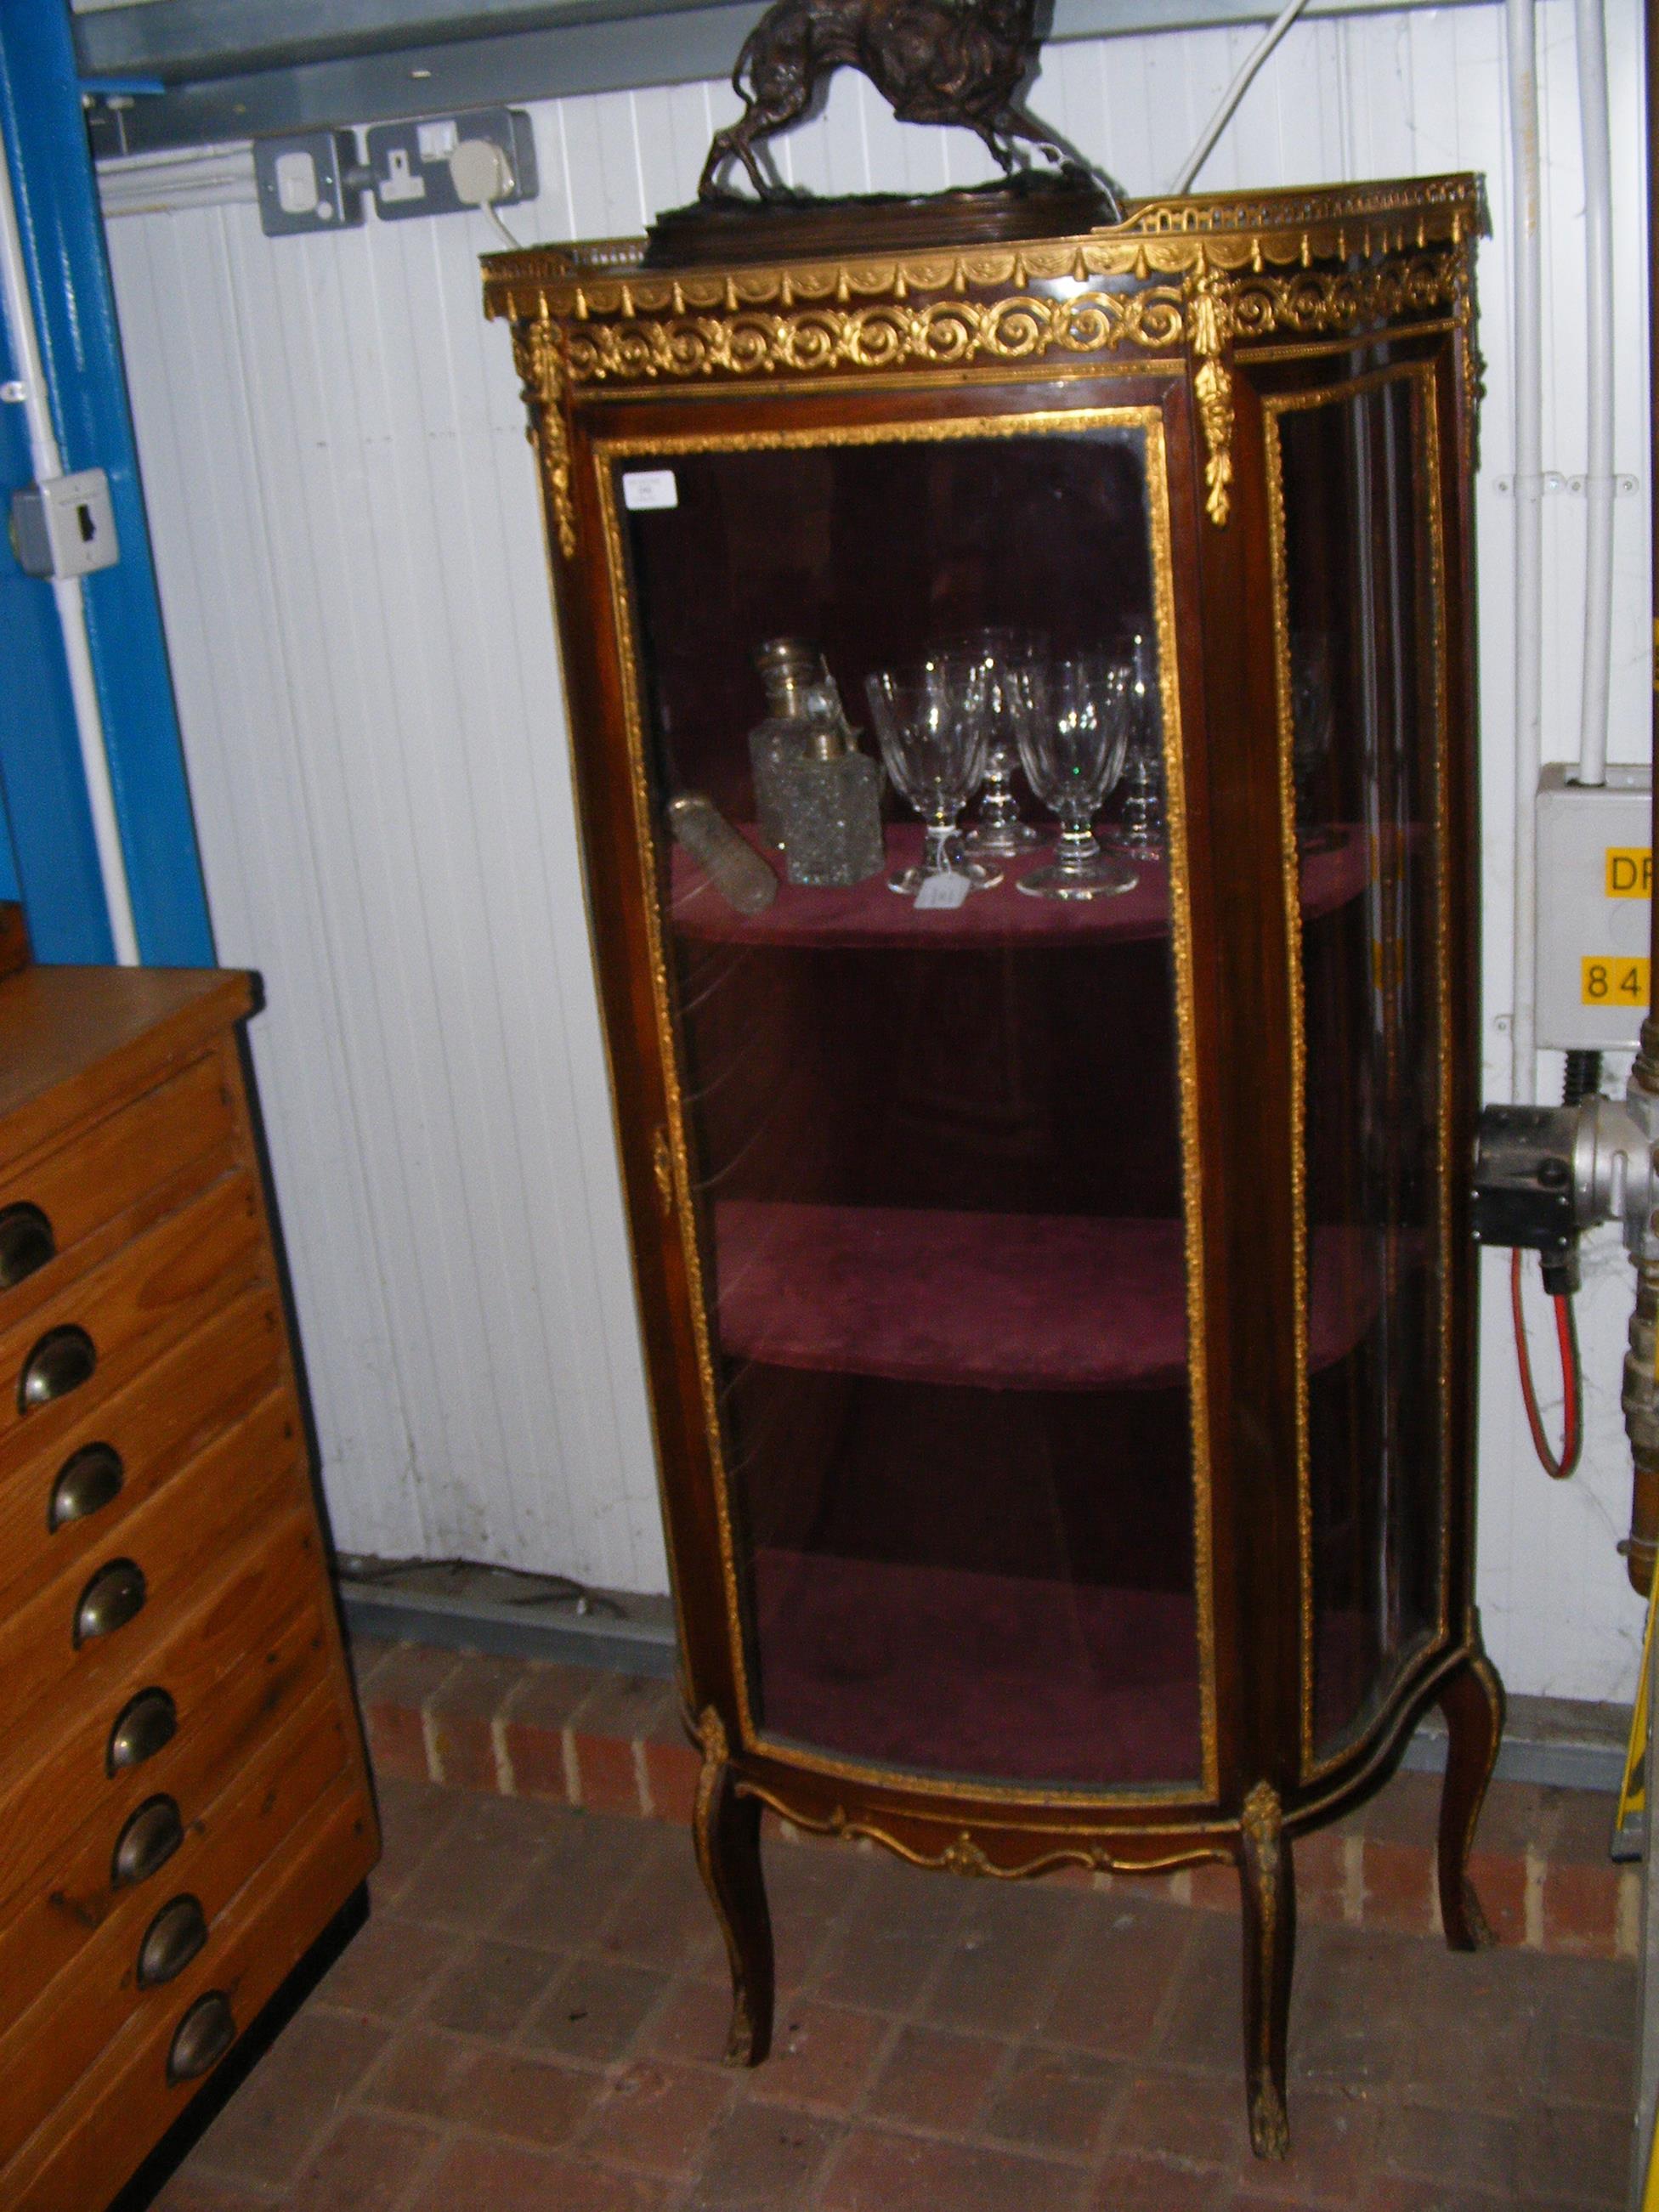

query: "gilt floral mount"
left=484, top=173, right=1485, bottom=540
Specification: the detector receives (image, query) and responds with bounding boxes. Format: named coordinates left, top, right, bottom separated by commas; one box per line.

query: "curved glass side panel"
left=603, top=415, right=1214, bottom=1796
left=1268, top=368, right=1448, bottom=1768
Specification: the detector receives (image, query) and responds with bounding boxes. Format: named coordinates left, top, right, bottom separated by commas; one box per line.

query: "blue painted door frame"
left=0, top=297, right=98, bottom=951
left=0, top=0, right=212, bottom=965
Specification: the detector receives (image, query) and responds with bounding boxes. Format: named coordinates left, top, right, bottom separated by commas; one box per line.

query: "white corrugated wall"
left=100, top=0, right=1651, bottom=1701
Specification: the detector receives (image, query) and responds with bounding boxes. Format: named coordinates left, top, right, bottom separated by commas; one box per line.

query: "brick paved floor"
left=152, top=1778, right=1636, bottom=2212
left=351, top=1642, right=1640, bottom=1962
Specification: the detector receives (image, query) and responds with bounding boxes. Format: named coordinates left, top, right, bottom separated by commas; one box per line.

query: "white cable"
left=1508, top=0, right=1543, bottom=1103
left=0, top=125, right=139, bottom=965
left=1574, top=0, right=1613, bottom=790
left=484, top=202, right=522, bottom=252
left=1169, top=0, right=1314, bottom=196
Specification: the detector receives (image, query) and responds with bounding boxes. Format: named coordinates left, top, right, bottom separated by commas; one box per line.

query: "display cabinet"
left=483, top=174, right=1496, bottom=2156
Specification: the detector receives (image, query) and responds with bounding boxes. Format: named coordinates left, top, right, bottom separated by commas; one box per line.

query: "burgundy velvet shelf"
left=714, top=1201, right=1379, bottom=1391
left=753, top=1547, right=1203, bottom=1785
left=671, top=824, right=1369, bottom=950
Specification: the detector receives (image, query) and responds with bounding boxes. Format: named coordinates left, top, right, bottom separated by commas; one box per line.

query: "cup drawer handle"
left=167, top=1990, right=236, bottom=2085
left=138, top=1893, right=207, bottom=1988
left=107, top=1688, right=177, bottom=1776
left=0, top=1202, right=54, bottom=1289
left=112, top=1795, right=184, bottom=1889
left=19, top=1324, right=96, bottom=1412
left=75, top=1558, right=146, bottom=1646
left=49, top=1442, right=124, bottom=1531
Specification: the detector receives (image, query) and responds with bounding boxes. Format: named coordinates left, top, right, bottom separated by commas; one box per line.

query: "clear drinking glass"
left=865, top=662, right=1001, bottom=896
left=1290, top=630, right=1339, bottom=851
left=1014, top=656, right=1138, bottom=899
left=935, top=629, right=1045, bottom=859
left=1106, top=631, right=1166, bottom=862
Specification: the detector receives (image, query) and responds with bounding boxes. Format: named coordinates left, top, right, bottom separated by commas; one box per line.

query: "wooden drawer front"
left=0, top=1171, right=265, bottom=1476
left=0, top=1679, right=354, bottom=2168
left=0, top=1588, right=337, bottom=2019
left=0, top=1052, right=237, bottom=1328
left=0, top=1513, right=325, bottom=1923
left=0, top=1393, right=303, bottom=1801
left=4, top=1774, right=376, bottom=2212
left=0, top=1285, right=286, bottom=1621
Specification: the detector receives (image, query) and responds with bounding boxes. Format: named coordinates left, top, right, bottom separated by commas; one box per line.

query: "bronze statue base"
left=643, top=167, right=1123, bottom=269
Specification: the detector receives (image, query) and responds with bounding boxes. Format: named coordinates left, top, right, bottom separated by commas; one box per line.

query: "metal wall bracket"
left=1492, top=472, right=1640, bottom=495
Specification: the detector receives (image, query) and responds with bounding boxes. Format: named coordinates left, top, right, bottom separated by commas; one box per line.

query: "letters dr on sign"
left=1605, top=847, right=1653, bottom=899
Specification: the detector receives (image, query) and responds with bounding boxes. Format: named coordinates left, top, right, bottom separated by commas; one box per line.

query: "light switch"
left=254, top=132, right=366, bottom=236
left=274, top=149, right=320, bottom=216
left=9, top=471, right=120, bottom=580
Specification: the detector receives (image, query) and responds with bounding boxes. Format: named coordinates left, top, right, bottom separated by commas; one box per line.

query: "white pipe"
left=1575, top=0, right=1614, bottom=790
left=1169, top=0, right=1314, bottom=196
left=1509, top=0, right=1543, bottom=1104
left=0, top=127, right=139, bottom=965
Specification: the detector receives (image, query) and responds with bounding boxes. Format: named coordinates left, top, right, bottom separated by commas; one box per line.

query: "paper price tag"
left=914, top=872, right=971, bottom=911
left=622, top=469, right=678, bottom=512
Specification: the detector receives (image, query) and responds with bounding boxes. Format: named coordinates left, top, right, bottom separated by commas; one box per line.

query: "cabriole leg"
left=1238, top=1780, right=1294, bottom=2159
left=1436, top=1649, right=1505, bottom=1951
left=691, top=1706, right=774, bottom=2066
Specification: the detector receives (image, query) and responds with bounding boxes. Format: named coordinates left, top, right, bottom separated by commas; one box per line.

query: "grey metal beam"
left=78, top=0, right=1490, bottom=158
left=340, top=1581, right=679, bottom=1676
left=73, top=0, right=751, bottom=84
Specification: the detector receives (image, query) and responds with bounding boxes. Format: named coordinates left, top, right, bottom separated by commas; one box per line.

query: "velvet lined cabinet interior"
left=0, top=935, right=379, bottom=2211
left=484, top=175, right=1493, bottom=2158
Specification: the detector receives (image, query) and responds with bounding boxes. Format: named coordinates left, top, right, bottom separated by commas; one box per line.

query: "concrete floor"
left=152, top=1777, right=1637, bottom=2212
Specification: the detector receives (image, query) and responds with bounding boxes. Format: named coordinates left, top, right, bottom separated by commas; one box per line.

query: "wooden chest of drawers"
left=0, top=953, right=379, bottom=2209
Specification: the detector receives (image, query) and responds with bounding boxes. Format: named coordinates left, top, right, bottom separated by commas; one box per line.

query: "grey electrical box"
left=365, top=109, right=535, bottom=222
left=9, top=470, right=119, bottom=580
left=1535, top=761, right=1653, bottom=1049
left=254, top=131, right=365, bottom=235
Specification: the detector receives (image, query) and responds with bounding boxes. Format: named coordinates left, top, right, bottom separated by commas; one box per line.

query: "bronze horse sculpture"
left=697, top=0, right=1099, bottom=202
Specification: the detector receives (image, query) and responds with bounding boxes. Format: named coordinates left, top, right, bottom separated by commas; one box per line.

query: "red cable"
left=1511, top=1246, right=1583, bottom=1479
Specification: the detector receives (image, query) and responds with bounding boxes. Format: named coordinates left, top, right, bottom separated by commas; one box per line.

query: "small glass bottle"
left=772, top=693, right=885, bottom=888
left=747, top=638, right=820, bottom=851
left=1110, top=629, right=1166, bottom=862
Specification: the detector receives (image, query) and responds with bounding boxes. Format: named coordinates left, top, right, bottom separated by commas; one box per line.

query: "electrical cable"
left=1169, top=0, right=1315, bottom=195
left=1511, top=1247, right=1584, bottom=1479
left=336, top=1553, right=625, bottom=1617
left=484, top=202, right=522, bottom=252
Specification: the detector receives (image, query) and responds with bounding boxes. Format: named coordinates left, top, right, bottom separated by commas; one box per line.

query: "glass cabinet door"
left=1267, top=367, right=1449, bottom=1768
left=605, top=412, right=1215, bottom=1796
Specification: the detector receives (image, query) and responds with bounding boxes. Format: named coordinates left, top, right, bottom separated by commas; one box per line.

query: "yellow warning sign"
left=1583, top=956, right=1651, bottom=1006
left=1605, top=847, right=1652, bottom=897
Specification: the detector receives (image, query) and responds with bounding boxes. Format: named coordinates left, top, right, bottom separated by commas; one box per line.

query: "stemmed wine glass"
left=936, top=629, right=1045, bottom=859
left=865, top=661, right=1002, bottom=897
left=1013, top=656, right=1138, bottom=899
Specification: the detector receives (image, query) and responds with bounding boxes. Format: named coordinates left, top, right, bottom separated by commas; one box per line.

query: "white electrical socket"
left=378, top=147, right=427, bottom=206
left=365, top=110, right=535, bottom=224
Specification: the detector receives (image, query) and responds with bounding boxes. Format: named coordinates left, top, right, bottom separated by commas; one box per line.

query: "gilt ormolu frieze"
left=482, top=174, right=1482, bottom=393
left=484, top=176, right=1482, bottom=547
